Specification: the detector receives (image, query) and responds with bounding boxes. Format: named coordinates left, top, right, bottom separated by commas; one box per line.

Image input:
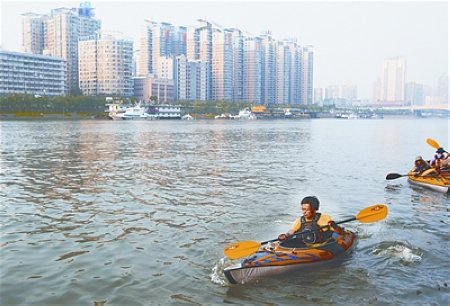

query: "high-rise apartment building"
left=197, top=20, right=213, bottom=100
left=136, top=18, right=313, bottom=105
left=230, top=28, right=244, bottom=102
left=22, top=13, right=45, bottom=54
left=156, top=56, right=174, bottom=80
left=137, top=21, right=153, bottom=77
left=287, top=41, right=302, bottom=104
left=22, top=3, right=101, bottom=94
left=137, top=21, right=186, bottom=77
left=186, top=27, right=199, bottom=61
left=174, top=55, right=209, bottom=101
left=78, top=33, right=133, bottom=96
left=379, top=56, right=406, bottom=104
left=260, top=32, right=277, bottom=105
left=212, top=29, right=233, bottom=101
left=243, top=37, right=262, bottom=104
left=277, top=41, right=291, bottom=104
left=300, top=45, right=314, bottom=105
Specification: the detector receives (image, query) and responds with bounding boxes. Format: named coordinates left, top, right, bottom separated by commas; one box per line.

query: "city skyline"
left=1, top=0, right=448, bottom=100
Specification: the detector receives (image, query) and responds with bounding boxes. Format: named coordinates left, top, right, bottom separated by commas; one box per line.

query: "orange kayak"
left=224, top=230, right=357, bottom=284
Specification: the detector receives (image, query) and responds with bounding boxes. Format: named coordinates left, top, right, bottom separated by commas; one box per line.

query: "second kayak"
left=407, top=169, right=450, bottom=193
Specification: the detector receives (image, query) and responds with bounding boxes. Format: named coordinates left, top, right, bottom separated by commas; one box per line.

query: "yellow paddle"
left=426, top=138, right=441, bottom=150
left=224, top=204, right=388, bottom=260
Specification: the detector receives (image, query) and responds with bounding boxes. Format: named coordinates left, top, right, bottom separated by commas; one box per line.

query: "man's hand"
left=328, top=221, right=338, bottom=230
left=278, top=233, right=290, bottom=241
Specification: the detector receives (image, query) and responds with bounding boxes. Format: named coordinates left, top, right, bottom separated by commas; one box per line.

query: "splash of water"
left=210, top=258, right=230, bottom=286
left=372, top=242, right=422, bottom=263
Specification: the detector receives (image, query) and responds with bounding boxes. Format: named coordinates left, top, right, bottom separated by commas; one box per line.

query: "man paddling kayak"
left=277, top=196, right=343, bottom=247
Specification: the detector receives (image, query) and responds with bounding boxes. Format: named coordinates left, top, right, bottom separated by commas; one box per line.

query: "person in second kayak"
left=277, top=196, right=343, bottom=247
left=411, top=156, right=433, bottom=176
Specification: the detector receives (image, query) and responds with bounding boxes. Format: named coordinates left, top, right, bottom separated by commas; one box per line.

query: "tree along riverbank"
left=0, top=94, right=325, bottom=120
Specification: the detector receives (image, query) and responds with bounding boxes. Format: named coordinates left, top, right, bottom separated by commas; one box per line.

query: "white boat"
left=181, top=114, right=194, bottom=120
left=110, top=104, right=157, bottom=120
left=233, top=108, right=257, bottom=120
left=335, top=112, right=358, bottom=119
left=284, top=109, right=293, bottom=118
left=106, top=103, right=181, bottom=120
left=215, top=113, right=232, bottom=119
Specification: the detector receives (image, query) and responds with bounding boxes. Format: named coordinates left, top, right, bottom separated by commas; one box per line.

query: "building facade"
left=78, top=33, right=133, bottom=96
left=133, top=76, right=174, bottom=103
left=379, top=56, right=406, bottom=104
left=212, top=29, right=233, bottom=101
left=243, top=37, right=262, bottom=104
left=0, top=50, right=66, bottom=96
left=300, top=45, right=314, bottom=105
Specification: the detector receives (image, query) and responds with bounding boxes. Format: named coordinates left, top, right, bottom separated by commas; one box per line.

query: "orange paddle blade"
left=356, top=204, right=388, bottom=223
left=426, top=138, right=440, bottom=149
left=224, top=240, right=261, bottom=260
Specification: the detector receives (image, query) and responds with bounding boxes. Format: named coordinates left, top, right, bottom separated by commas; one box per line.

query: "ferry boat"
left=106, top=103, right=181, bottom=120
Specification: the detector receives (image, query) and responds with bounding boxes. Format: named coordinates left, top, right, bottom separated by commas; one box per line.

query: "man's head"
left=436, top=147, right=446, bottom=154
left=301, top=196, right=320, bottom=219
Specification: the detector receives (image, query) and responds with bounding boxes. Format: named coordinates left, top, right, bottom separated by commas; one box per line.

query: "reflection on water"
left=1, top=118, right=449, bottom=304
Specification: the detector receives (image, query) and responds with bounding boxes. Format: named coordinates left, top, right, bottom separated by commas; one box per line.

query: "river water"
left=1, top=118, right=449, bottom=305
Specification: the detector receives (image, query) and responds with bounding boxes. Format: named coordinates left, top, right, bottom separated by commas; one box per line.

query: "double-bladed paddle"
left=224, top=204, right=388, bottom=260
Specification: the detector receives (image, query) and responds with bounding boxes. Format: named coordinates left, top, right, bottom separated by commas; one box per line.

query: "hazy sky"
left=1, top=0, right=448, bottom=99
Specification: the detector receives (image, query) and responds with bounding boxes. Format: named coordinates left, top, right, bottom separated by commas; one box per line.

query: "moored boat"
left=407, top=169, right=450, bottom=193
left=224, top=230, right=357, bottom=284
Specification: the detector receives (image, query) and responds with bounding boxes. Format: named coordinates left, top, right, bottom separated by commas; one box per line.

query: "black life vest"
left=299, top=213, right=324, bottom=244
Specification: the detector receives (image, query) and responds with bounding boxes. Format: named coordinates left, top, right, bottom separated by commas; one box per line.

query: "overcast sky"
left=1, top=0, right=448, bottom=99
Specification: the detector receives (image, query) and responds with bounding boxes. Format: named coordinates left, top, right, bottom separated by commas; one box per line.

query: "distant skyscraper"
left=277, top=41, right=290, bottom=104
left=313, top=88, right=324, bottom=104
left=186, top=26, right=198, bottom=61
left=212, top=29, right=233, bottom=101
left=405, top=82, right=425, bottom=106
left=260, top=32, right=277, bottom=105
left=243, top=37, right=262, bottom=104
left=174, top=54, right=208, bottom=101
left=300, top=45, right=314, bottom=105
left=136, top=18, right=312, bottom=104
left=436, top=74, right=449, bottom=106
left=21, top=13, right=45, bottom=54
left=137, top=21, right=154, bottom=76
left=379, top=56, right=406, bottom=104
left=197, top=20, right=213, bottom=100
left=287, top=40, right=302, bottom=105
left=137, top=21, right=186, bottom=77
left=21, top=3, right=101, bottom=93
left=78, top=33, right=133, bottom=96
left=230, top=28, right=244, bottom=102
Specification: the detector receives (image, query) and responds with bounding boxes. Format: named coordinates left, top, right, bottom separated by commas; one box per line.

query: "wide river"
left=1, top=117, right=449, bottom=305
